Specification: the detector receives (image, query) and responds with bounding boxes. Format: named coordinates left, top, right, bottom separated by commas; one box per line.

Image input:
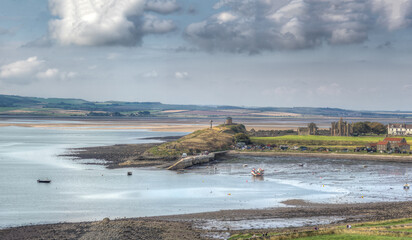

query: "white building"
left=388, top=123, right=412, bottom=136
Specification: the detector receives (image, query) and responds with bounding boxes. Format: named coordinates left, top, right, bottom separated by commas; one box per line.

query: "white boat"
left=251, top=168, right=264, bottom=176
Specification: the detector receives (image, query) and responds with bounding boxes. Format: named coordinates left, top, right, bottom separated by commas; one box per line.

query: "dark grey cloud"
left=0, top=27, right=12, bottom=35
left=184, top=0, right=412, bottom=53
left=144, top=0, right=180, bottom=14
left=377, top=41, right=392, bottom=49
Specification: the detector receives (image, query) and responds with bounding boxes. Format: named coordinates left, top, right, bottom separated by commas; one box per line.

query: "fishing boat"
left=127, top=172, right=132, bottom=176
left=37, top=178, right=51, bottom=183
left=251, top=168, right=264, bottom=176
left=404, top=183, right=410, bottom=190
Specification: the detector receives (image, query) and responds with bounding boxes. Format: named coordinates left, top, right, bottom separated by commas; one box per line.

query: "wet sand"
left=0, top=117, right=336, bottom=132
left=1, top=201, right=411, bottom=240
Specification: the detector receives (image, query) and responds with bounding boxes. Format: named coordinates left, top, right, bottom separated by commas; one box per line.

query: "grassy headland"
left=144, top=124, right=246, bottom=158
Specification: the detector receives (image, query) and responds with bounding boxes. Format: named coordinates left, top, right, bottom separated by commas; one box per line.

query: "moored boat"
left=404, top=183, right=410, bottom=190
left=37, top=179, right=51, bottom=183
left=251, top=168, right=264, bottom=176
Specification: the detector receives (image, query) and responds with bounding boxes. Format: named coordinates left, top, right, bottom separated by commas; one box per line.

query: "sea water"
left=0, top=121, right=410, bottom=229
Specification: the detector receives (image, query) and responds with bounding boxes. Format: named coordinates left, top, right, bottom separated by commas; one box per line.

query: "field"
left=229, top=218, right=412, bottom=240
left=250, top=135, right=412, bottom=149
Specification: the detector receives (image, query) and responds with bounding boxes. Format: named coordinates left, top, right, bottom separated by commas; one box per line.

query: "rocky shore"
left=61, top=142, right=412, bottom=170
left=60, top=136, right=182, bottom=169
left=1, top=201, right=411, bottom=240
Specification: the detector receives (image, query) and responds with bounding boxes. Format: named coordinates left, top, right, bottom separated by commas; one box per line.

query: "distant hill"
left=0, top=94, right=410, bottom=118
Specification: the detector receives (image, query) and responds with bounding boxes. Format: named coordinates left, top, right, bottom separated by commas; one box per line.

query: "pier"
left=167, top=151, right=228, bottom=170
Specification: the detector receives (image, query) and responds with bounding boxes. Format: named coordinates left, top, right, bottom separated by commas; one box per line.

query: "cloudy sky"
left=0, top=0, right=412, bottom=110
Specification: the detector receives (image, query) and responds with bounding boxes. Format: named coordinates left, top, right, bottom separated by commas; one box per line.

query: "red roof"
left=383, top=137, right=404, bottom=142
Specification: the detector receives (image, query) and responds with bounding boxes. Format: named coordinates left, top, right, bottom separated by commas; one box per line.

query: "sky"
left=0, top=0, right=412, bottom=111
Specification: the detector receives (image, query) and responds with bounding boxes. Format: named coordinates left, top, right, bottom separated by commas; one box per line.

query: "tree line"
left=353, top=122, right=387, bottom=135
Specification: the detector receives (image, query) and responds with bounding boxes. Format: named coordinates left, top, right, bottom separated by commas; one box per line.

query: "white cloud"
left=316, top=83, right=342, bottom=96
left=185, top=0, right=412, bottom=53
left=36, top=68, right=59, bottom=79
left=0, top=57, right=76, bottom=84
left=145, top=0, right=180, bottom=14
left=175, top=71, right=189, bottom=79
left=36, top=69, right=77, bottom=80
left=48, top=0, right=177, bottom=47
left=143, top=70, right=159, bottom=78
left=216, top=12, right=238, bottom=24
left=0, top=57, right=43, bottom=80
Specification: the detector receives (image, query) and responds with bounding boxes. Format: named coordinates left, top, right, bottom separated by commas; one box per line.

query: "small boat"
left=37, top=179, right=51, bottom=183
left=243, top=164, right=248, bottom=167
left=251, top=168, right=264, bottom=176
left=298, top=163, right=304, bottom=167
left=127, top=172, right=132, bottom=176
left=404, top=183, right=410, bottom=190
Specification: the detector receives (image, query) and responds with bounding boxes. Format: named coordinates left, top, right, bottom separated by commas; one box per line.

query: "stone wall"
left=167, top=153, right=215, bottom=170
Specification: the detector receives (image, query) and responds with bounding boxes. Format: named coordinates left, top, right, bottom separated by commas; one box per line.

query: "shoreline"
left=227, top=150, right=412, bottom=163
left=60, top=136, right=184, bottom=169
left=61, top=144, right=412, bottom=170
left=1, top=200, right=411, bottom=239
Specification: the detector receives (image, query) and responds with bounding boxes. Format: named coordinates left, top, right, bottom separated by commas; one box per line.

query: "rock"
left=101, top=218, right=110, bottom=224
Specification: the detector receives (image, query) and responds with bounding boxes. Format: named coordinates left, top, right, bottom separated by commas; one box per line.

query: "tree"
left=369, top=122, right=387, bottom=135
left=353, top=122, right=371, bottom=135
left=234, top=133, right=251, bottom=144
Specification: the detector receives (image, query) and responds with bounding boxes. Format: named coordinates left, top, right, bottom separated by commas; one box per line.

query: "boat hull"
left=37, top=180, right=51, bottom=183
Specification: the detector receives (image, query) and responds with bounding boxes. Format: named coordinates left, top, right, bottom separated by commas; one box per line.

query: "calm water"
left=0, top=121, right=410, bottom=229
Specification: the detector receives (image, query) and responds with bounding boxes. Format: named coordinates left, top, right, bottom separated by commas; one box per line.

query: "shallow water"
left=0, top=121, right=410, bottom=229
left=197, top=216, right=346, bottom=231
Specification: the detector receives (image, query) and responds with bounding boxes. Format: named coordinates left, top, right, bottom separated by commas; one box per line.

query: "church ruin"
left=331, top=118, right=353, bottom=136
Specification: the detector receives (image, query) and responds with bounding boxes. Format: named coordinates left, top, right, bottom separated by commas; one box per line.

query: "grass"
left=292, top=234, right=409, bottom=239
left=0, top=107, right=19, bottom=112
left=229, top=218, right=412, bottom=240
left=145, top=124, right=246, bottom=158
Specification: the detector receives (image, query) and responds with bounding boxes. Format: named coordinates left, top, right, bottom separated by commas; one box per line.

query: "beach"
left=1, top=201, right=411, bottom=240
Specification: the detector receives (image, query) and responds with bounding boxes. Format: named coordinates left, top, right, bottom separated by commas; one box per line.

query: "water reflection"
left=252, top=176, right=264, bottom=182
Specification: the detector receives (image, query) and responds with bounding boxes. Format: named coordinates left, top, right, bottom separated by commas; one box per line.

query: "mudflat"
left=1, top=201, right=411, bottom=240
left=228, top=150, right=412, bottom=163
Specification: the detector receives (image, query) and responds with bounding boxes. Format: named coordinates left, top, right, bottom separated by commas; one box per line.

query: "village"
left=235, top=117, right=412, bottom=155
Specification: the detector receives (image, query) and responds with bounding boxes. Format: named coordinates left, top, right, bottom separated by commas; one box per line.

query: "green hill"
left=145, top=124, right=247, bottom=158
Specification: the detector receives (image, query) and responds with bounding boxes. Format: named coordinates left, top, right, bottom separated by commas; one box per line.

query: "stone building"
left=388, top=123, right=412, bottom=136
left=377, top=137, right=410, bottom=152
left=330, top=118, right=353, bottom=136
left=298, top=123, right=318, bottom=136
left=225, top=117, right=233, bottom=125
